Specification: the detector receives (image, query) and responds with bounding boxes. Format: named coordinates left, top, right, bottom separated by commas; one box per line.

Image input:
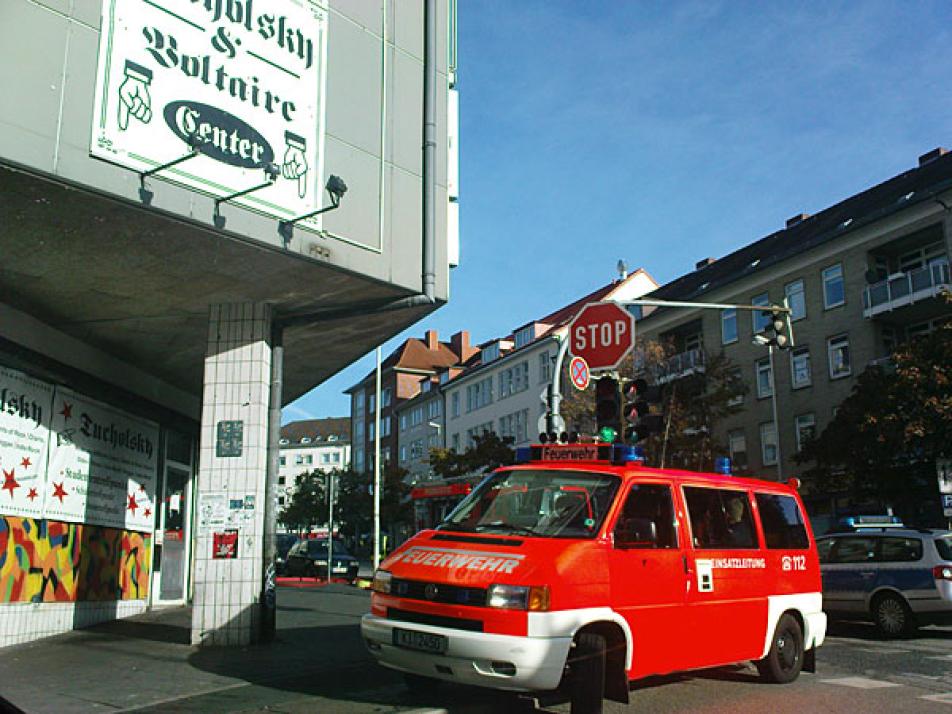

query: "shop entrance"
left=153, top=431, right=194, bottom=604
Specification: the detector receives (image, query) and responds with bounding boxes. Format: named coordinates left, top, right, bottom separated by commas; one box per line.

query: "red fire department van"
left=361, top=443, right=826, bottom=713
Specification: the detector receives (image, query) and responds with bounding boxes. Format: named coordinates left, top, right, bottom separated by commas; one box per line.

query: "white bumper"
left=361, top=614, right=572, bottom=692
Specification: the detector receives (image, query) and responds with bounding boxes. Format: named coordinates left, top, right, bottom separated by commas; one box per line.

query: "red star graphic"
left=60, top=402, right=72, bottom=419
left=2, top=469, right=19, bottom=498
left=20, top=456, right=31, bottom=468
left=143, top=508, right=152, bottom=518
left=52, top=481, right=67, bottom=503
left=127, top=493, right=139, bottom=515
left=27, top=487, right=38, bottom=501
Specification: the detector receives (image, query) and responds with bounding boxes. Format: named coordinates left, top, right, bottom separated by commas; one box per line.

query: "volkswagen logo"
left=424, top=583, right=439, bottom=600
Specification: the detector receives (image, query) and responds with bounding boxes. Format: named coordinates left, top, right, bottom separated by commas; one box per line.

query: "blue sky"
left=284, top=0, right=952, bottom=423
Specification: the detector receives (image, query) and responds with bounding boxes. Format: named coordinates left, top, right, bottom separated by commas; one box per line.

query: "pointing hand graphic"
left=117, top=60, right=153, bottom=131
left=282, top=131, right=308, bottom=199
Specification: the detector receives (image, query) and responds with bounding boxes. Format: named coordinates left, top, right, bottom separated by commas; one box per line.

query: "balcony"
left=863, top=261, right=950, bottom=318
left=654, top=348, right=706, bottom=384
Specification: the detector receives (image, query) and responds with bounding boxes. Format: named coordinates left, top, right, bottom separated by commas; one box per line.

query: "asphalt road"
left=6, top=585, right=952, bottom=713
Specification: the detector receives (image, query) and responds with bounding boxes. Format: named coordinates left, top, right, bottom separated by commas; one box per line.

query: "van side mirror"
left=615, top=517, right=658, bottom=549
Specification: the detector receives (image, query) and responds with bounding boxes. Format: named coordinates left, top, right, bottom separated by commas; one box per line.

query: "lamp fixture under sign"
left=278, top=175, right=348, bottom=245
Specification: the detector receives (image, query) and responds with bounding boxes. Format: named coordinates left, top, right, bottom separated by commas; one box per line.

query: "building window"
left=368, top=422, right=374, bottom=440
left=278, top=496, right=285, bottom=506
left=303, top=455, right=313, bottom=465
left=279, top=438, right=290, bottom=445
left=321, top=453, right=331, bottom=464
left=728, top=429, right=747, bottom=470
left=451, top=433, right=460, bottom=452
left=752, top=293, right=770, bottom=333
left=539, top=351, right=551, bottom=382
left=400, top=445, right=407, bottom=462
left=515, top=326, right=534, bottom=348
left=411, top=406, right=424, bottom=426
left=381, top=417, right=391, bottom=437
left=822, top=263, right=845, bottom=309
left=368, top=393, right=375, bottom=412
left=756, top=358, right=773, bottom=398
left=278, top=476, right=286, bottom=485
left=279, top=456, right=286, bottom=466
left=795, top=413, right=816, bottom=453
left=785, top=279, right=806, bottom=321
left=354, top=420, right=364, bottom=441
left=400, top=414, right=407, bottom=431
left=428, top=400, right=442, bottom=419
left=481, top=343, right=500, bottom=363
left=355, top=447, right=364, bottom=472
left=381, top=387, right=392, bottom=408
left=466, top=377, right=493, bottom=412
left=828, top=334, right=851, bottom=379
left=760, top=422, right=778, bottom=466
left=790, top=347, right=812, bottom=389
left=452, top=392, right=460, bottom=418
left=721, top=308, right=738, bottom=344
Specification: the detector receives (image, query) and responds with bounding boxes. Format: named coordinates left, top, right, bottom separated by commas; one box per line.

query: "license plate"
left=392, top=627, right=448, bottom=654
left=332, top=566, right=348, bottom=573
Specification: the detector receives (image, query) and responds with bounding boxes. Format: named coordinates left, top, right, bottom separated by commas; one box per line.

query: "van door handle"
left=683, top=555, right=691, bottom=574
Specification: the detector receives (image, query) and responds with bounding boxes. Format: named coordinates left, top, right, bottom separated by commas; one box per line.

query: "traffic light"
left=594, top=376, right=621, bottom=443
left=761, top=306, right=790, bottom=349
left=622, top=378, right=664, bottom=443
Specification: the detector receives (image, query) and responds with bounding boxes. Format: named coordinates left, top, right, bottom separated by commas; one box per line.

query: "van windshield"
left=436, top=469, right=621, bottom=539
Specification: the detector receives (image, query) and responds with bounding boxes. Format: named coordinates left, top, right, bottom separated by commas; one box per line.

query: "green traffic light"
left=598, top=426, right=617, bottom=443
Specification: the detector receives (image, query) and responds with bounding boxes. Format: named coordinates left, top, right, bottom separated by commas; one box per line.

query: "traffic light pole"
left=544, top=297, right=794, bottom=464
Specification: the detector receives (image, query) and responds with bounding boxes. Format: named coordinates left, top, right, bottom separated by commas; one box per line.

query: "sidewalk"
left=0, top=585, right=495, bottom=714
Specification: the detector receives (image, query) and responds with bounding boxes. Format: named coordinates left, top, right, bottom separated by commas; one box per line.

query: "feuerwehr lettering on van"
left=389, top=546, right=523, bottom=574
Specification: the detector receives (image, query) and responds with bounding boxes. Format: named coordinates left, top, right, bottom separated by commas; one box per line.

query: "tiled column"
left=191, top=303, right=273, bottom=647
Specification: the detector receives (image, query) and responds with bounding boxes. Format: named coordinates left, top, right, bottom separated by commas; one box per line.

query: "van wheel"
left=873, top=593, right=916, bottom=638
left=757, top=613, right=803, bottom=684
left=570, top=632, right=606, bottom=714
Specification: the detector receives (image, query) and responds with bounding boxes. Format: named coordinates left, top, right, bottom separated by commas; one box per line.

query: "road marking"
left=928, top=655, right=952, bottom=661
left=820, top=676, right=902, bottom=689
left=921, top=693, right=952, bottom=704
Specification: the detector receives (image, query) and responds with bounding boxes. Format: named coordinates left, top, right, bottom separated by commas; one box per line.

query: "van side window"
left=879, top=537, right=922, bottom=562
left=755, top=493, right=809, bottom=549
left=613, top=484, right=678, bottom=548
left=830, top=537, right=876, bottom=563
left=683, top=487, right=758, bottom=549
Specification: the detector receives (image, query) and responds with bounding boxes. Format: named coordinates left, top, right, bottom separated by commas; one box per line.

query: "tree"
left=428, top=432, right=516, bottom=480
left=797, top=296, right=952, bottom=522
left=278, top=470, right=327, bottom=532
left=559, top=339, right=746, bottom=471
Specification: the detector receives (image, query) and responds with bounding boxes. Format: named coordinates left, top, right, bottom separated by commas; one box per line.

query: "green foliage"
left=278, top=470, right=327, bottom=531
left=429, top=432, right=516, bottom=479
left=332, top=463, right=414, bottom=547
left=797, top=297, right=952, bottom=505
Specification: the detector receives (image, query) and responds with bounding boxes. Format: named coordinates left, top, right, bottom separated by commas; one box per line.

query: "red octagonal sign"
left=568, top=302, right=635, bottom=371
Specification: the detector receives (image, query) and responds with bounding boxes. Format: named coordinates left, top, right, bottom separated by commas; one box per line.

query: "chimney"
left=695, top=257, right=716, bottom=270
left=450, top=330, right=477, bottom=361
left=919, top=147, right=949, bottom=167
left=786, top=213, right=810, bottom=229
left=424, top=329, right=439, bottom=351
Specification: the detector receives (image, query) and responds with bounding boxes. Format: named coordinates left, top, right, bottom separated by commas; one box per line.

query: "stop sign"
left=568, top=302, right=635, bottom=371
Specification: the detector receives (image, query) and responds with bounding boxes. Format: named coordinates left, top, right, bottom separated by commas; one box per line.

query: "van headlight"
left=486, top=584, right=550, bottom=611
left=371, top=569, right=392, bottom=594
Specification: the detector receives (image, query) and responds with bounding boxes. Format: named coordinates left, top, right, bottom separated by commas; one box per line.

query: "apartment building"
left=346, top=330, right=477, bottom=474
left=634, top=148, right=952, bottom=496
left=443, top=269, right=658, bottom=453
left=277, top=418, right=351, bottom=508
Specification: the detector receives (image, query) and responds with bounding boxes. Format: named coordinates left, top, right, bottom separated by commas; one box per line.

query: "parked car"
left=817, top=527, right=952, bottom=636
left=285, top=538, right=360, bottom=584
left=275, top=533, right=299, bottom=575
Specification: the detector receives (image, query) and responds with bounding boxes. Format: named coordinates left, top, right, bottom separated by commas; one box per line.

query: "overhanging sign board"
left=91, top=0, right=328, bottom=223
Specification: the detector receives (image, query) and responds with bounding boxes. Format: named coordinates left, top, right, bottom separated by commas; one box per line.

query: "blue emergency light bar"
left=515, top=443, right=646, bottom=465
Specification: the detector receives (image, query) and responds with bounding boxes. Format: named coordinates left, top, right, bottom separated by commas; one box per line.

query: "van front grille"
left=388, top=607, right=483, bottom=632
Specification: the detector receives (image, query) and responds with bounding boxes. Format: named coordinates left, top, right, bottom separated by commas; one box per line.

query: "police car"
left=361, top=442, right=826, bottom=713
left=817, top=521, right=952, bottom=637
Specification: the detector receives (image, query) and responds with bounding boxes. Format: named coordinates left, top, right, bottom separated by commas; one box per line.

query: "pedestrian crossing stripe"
left=820, top=677, right=901, bottom=688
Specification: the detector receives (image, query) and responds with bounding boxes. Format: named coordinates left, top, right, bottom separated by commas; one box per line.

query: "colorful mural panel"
left=0, top=516, right=150, bottom=603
